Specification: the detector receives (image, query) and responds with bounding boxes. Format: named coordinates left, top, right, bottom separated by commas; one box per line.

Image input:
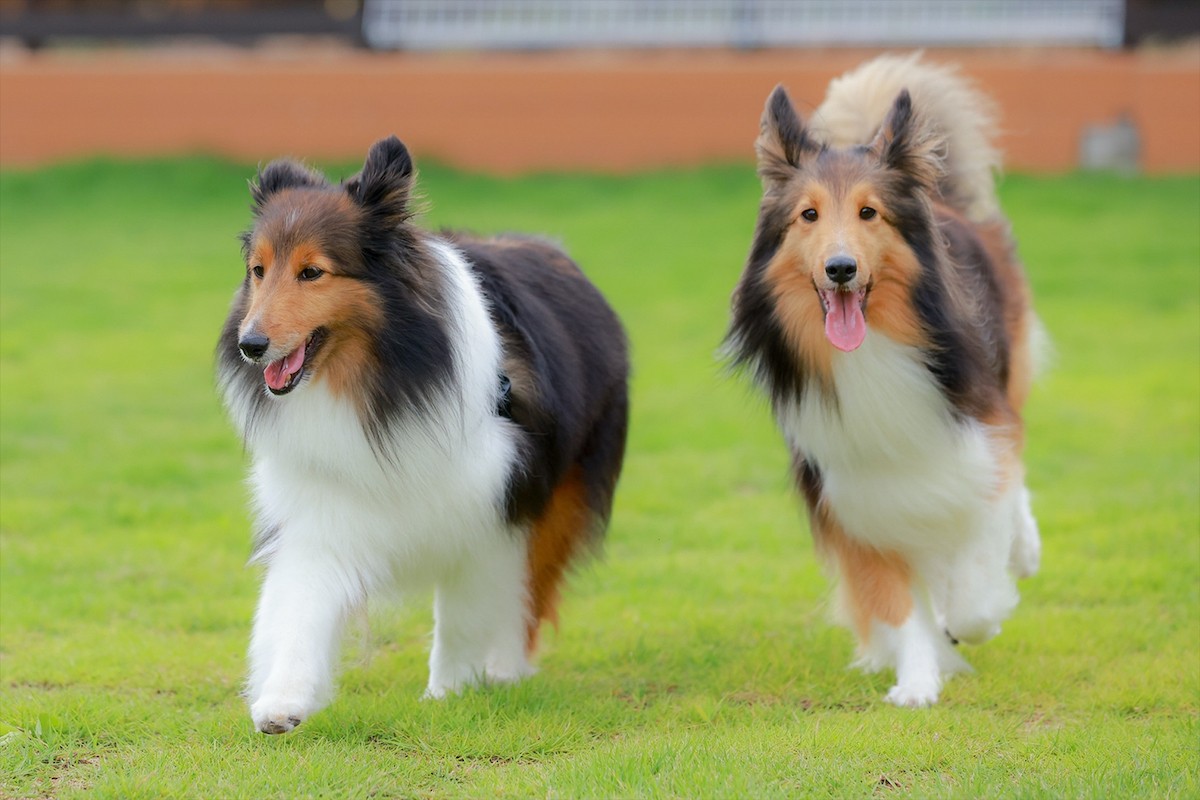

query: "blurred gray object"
left=1079, top=115, right=1142, bottom=174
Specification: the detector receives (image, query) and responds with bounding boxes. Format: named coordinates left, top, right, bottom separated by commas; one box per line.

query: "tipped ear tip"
left=378, top=133, right=406, bottom=150
left=893, top=89, right=914, bottom=116
left=762, top=84, right=802, bottom=135
left=256, top=157, right=292, bottom=177
left=364, top=135, right=414, bottom=179
left=352, top=135, right=415, bottom=209
left=370, top=134, right=410, bottom=159
left=256, top=158, right=316, bottom=182
left=766, top=84, right=792, bottom=110
left=250, top=159, right=325, bottom=205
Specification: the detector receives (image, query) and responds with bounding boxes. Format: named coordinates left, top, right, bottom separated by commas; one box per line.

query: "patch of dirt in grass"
left=1021, top=710, right=1065, bottom=734
left=611, top=682, right=679, bottom=710
left=49, top=754, right=102, bottom=795
left=725, top=690, right=783, bottom=706
left=873, top=773, right=905, bottom=793
left=724, top=689, right=816, bottom=710
left=8, top=680, right=72, bottom=691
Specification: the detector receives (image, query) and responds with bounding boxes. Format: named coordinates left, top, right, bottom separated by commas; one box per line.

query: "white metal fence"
left=362, top=0, right=1126, bottom=50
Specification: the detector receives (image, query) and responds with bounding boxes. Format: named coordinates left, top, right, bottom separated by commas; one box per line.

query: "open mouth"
left=263, top=330, right=324, bottom=395
left=817, top=286, right=869, bottom=353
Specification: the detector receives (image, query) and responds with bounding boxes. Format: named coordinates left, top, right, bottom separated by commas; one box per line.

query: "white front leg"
left=883, top=608, right=945, bottom=708
left=246, top=545, right=362, bottom=734
left=860, top=589, right=968, bottom=709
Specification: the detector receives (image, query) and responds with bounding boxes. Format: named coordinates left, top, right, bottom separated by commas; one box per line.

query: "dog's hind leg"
left=524, top=389, right=627, bottom=653
left=524, top=466, right=594, bottom=656
left=426, top=528, right=532, bottom=698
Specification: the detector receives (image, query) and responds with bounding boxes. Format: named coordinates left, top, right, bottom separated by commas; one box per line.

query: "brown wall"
left=1, top=47, right=1197, bottom=173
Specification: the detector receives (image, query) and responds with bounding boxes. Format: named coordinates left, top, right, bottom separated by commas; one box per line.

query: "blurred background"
left=1, top=0, right=1197, bottom=174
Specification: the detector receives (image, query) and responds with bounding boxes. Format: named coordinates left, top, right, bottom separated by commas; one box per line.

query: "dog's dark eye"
left=801, top=208, right=818, bottom=222
left=859, top=207, right=877, bottom=220
left=251, top=265, right=264, bottom=279
left=298, top=266, right=324, bottom=282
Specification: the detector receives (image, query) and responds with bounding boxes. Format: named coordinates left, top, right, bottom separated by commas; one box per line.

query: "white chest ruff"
left=245, top=381, right=517, bottom=589
left=778, top=335, right=998, bottom=551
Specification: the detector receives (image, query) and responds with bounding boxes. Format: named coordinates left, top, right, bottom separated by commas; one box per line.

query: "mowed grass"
left=1, top=156, right=1196, bottom=799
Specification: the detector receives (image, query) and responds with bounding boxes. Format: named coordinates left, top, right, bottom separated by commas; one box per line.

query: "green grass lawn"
left=1, top=157, right=1196, bottom=799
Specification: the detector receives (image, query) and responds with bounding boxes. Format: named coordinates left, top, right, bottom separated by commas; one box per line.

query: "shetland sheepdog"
left=726, top=54, right=1042, bottom=707
left=217, top=136, right=629, bottom=733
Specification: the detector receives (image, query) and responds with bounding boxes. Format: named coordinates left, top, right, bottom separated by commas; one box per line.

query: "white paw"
left=422, top=683, right=452, bottom=701
left=249, top=694, right=316, bottom=735
left=423, top=659, right=533, bottom=699
left=946, top=617, right=1002, bottom=646
left=885, top=682, right=940, bottom=708
left=1010, top=533, right=1041, bottom=579
left=485, top=656, right=536, bottom=686
left=423, top=665, right=482, bottom=700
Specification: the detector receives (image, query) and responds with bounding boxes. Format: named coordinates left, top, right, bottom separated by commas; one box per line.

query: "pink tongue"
left=824, top=290, right=867, bottom=352
left=263, top=341, right=306, bottom=391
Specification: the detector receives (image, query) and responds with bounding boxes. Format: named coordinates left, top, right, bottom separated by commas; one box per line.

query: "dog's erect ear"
left=757, top=84, right=819, bottom=188
left=870, top=90, right=943, bottom=188
left=345, top=135, right=414, bottom=222
left=249, top=159, right=326, bottom=212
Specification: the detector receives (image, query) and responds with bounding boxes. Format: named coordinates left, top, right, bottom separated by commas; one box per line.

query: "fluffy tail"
left=810, top=53, right=1002, bottom=222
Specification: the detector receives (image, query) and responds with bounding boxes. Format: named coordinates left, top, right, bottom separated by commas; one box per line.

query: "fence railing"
left=362, top=0, right=1125, bottom=50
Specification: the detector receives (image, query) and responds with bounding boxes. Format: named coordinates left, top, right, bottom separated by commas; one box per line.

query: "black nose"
left=825, top=256, right=858, bottom=285
left=239, top=333, right=269, bottom=360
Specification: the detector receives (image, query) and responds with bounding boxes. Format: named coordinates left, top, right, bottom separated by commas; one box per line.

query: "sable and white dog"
left=218, top=136, right=629, bottom=733
left=726, top=55, right=1042, bottom=706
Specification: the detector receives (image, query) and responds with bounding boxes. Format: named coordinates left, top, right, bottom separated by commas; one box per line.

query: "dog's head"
left=754, top=85, right=944, bottom=354
left=235, top=136, right=415, bottom=396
